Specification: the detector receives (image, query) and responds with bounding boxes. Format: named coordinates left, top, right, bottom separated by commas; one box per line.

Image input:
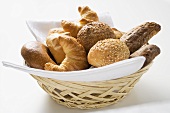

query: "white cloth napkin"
left=26, top=12, right=114, bottom=43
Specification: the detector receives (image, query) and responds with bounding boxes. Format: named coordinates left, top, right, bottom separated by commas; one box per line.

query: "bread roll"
left=21, top=41, right=56, bottom=69
left=88, top=39, right=130, bottom=67
left=77, top=22, right=116, bottom=52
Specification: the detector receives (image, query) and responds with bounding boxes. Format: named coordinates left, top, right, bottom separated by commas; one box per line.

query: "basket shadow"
left=41, top=92, right=142, bottom=113
left=91, top=82, right=169, bottom=112
left=42, top=95, right=90, bottom=113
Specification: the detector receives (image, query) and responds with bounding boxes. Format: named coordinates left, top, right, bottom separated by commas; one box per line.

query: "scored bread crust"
left=120, top=22, right=161, bottom=53
left=130, top=44, right=160, bottom=67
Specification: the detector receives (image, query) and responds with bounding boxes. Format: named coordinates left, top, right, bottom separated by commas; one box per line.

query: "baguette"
left=130, top=44, right=160, bottom=67
left=120, top=22, right=161, bottom=53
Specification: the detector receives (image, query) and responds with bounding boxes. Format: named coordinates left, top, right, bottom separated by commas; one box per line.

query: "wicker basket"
left=31, top=63, right=152, bottom=109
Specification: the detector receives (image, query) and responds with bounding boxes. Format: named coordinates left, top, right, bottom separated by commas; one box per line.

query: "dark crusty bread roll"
left=21, top=41, right=56, bottom=69
left=130, top=44, right=160, bottom=67
left=77, top=21, right=116, bottom=52
left=120, top=22, right=161, bottom=53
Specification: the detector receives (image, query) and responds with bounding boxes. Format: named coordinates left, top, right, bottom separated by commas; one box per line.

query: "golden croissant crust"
left=48, top=27, right=70, bottom=36
left=61, top=20, right=82, bottom=38
left=61, top=6, right=99, bottom=38
left=45, top=33, right=89, bottom=71
left=46, top=33, right=66, bottom=64
left=46, top=27, right=72, bottom=64
left=78, top=6, right=99, bottom=25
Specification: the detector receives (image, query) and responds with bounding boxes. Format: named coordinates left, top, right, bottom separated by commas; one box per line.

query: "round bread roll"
left=21, top=41, right=56, bottom=69
left=88, top=39, right=130, bottom=67
left=77, top=21, right=116, bottom=52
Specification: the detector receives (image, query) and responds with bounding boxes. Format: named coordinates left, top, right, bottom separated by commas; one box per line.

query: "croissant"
left=112, top=28, right=125, bottom=39
left=48, top=27, right=70, bottom=36
left=61, top=20, right=82, bottom=38
left=46, top=33, right=65, bottom=64
left=78, top=6, right=99, bottom=25
left=45, top=33, right=89, bottom=71
left=46, top=27, right=71, bottom=64
left=61, top=6, right=99, bottom=38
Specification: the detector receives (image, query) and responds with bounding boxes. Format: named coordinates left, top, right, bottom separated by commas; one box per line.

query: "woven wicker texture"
left=31, top=63, right=152, bottom=109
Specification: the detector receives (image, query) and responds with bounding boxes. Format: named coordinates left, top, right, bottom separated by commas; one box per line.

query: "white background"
left=0, top=0, right=170, bottom=113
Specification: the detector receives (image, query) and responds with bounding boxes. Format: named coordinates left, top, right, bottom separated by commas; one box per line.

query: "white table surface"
left=1, top=0, right=170, bottom=113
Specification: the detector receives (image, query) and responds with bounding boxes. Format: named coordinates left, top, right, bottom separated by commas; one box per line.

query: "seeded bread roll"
left=130, top=44, right=160, bottom=67
left=120, top=22, right=161, bottom=53
left=88, top=39, right=130, bottom=67
left=77, top=21, right=116, bottom=52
